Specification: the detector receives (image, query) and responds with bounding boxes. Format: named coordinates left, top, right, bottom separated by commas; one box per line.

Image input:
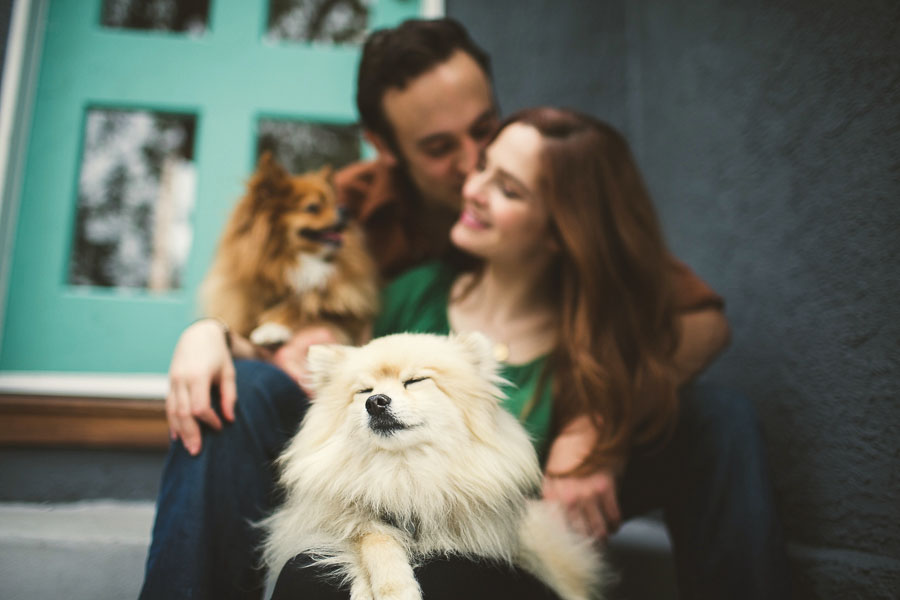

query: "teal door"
left=0, top=0, right=422, bottom=374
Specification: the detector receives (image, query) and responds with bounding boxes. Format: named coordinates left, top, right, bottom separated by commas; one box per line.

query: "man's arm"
left=672, top=308, right=731, bottom=385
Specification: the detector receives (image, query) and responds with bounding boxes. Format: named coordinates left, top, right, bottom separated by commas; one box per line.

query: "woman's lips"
left=459, top=208, right=488, bottom=230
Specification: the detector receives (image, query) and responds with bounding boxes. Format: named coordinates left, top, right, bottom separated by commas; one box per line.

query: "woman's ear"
left=545, top=224, right=563, bottom=254
left=363, top=129, right=399, bottom=167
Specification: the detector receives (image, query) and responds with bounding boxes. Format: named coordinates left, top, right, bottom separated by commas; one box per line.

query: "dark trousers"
left=139, top=360, right=790, bottom=599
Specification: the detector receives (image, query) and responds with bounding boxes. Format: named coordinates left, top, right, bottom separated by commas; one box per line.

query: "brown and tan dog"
left=200, top=152, right=378, bottom=348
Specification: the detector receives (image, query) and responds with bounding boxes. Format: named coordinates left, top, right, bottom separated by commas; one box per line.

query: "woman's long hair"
left=506, top=108, right=681, bottom=472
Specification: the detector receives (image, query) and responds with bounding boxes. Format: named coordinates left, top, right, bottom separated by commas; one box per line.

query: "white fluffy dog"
left=263, top=332, right=606, bottom=600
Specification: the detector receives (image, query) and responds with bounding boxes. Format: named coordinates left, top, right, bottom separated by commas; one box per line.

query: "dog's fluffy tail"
left=516, top=500, right=609, bottom=600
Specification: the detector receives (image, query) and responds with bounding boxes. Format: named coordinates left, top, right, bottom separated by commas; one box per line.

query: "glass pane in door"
left=100, top=0, right=211, bottom=34
left=256, top=117, right=359, bottom=173
left=68, top=108, right=197, bottom=292
left=266, top=0, right=371, bottom=44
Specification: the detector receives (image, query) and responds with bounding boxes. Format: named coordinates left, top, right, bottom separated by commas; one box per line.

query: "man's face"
left=376, top=50, right=498, bottom=211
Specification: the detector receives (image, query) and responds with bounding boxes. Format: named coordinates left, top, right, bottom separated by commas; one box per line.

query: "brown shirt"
left=335, top=160, right=723, bottom=312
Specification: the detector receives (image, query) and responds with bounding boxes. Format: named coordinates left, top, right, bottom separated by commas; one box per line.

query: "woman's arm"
left=542, top=414, right=623, bottom=541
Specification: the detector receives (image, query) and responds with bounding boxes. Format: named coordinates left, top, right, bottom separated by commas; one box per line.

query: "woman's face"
left=450, top=123, right=556, bottom=265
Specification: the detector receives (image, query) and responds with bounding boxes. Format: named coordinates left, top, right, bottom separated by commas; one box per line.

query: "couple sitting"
left=140, top=17, right=789, bottom=600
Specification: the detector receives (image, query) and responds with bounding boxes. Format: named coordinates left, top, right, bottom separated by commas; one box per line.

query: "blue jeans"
left=140, top=361, right=789, bottom=599
left=619, top=383, right=791, bottom=599
left=140, top=360, right=308, bottom=600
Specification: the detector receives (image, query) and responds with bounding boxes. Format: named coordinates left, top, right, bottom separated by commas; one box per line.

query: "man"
left=141, top=18, right=788, bottom=600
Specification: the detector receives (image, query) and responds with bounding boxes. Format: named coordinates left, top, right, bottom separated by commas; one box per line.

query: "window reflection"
left=257, top=118, right=360, bottom=174
left=267, top=0, right=370, bottom=44
left=68, top=108, right=197, bottom=291
left=100, top=0, right=211, bottom=34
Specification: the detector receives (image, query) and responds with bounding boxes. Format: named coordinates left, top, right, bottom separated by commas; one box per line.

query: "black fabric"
left=271, top=554, right=561, bottom=600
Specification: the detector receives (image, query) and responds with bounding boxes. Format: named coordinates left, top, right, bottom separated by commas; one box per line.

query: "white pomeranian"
left=263, top=332, right=606, bottom=600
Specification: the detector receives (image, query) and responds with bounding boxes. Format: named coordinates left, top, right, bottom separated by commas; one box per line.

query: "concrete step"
left=0, top=500, right=676, bottom=600
left=0, top=500, right=154, bottom=600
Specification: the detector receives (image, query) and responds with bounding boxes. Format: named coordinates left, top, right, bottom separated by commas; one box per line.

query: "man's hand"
left=166, top=319, right=237, bottom=456
left=542, top=415, right=623, bottom=541
left=271, top=325, right=342, bottom=393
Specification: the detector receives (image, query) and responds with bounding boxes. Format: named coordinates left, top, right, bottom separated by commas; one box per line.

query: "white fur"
left=288, top=251, right=336, bottom=293
left=249, top=322, right=293, bottom=346
left=263, top=333, right=606, bottom=600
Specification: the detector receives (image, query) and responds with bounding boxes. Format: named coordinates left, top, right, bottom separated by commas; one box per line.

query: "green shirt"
left=373, top=261, right=554, bottom=459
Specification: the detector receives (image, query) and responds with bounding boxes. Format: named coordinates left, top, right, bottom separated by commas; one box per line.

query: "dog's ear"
left=249, top=151, right=291, bottom=205
left=316, top=164, right=333, bottom=181
left=453, top=332, right=500, bottom=381
left=306, top=343, right=350, bottom=394
left=255, top=151, right=288, bottom=176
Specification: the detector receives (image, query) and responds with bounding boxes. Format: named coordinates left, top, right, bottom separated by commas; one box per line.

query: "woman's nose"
left=462, top=171, right=486, bottom=205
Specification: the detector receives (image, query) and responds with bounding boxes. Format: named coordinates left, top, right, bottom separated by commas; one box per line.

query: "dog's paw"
left=374, top=583, right=421, bottom=600
left=349, top=579, right=375, bottom=600
left=250, top=322, right=293, bottom=346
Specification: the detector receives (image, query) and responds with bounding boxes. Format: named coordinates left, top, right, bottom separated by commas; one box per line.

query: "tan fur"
left=263, top=333, right=608, bottom=600
left=200, top=153, right=378, bottom=344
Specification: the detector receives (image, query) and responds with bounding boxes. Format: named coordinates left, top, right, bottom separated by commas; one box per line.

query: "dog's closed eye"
left=356, top=387, right=373, bottom=395
left=403, top=377, right=429, bottom=388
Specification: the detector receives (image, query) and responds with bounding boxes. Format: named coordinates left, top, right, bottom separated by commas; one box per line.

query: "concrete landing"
left=0, top=500, right=676, bottom=599
left=0, top=501, right=154, bottom=600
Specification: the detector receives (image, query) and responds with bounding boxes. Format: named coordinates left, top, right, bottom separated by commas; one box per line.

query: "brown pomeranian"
left=200, top=153, right=378, bottom=348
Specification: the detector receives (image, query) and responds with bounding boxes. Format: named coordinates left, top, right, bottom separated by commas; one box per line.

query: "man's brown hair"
left=356, top=18, right=492, bottom=148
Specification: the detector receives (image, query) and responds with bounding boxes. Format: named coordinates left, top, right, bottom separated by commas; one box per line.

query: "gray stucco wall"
left=448, top=0, right=900, bottom=597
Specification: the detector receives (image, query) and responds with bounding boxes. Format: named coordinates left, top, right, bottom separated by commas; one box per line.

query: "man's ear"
left=364, top=129, right=399, bottom=167
left=306, top=343, right=350, bottom=395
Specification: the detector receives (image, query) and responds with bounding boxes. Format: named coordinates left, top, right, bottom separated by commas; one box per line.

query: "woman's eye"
left=500, top=182, right=521, bottom=199
left=357, top=387, right=373, bottom=395
left=403, top=377, right=428, bottom=388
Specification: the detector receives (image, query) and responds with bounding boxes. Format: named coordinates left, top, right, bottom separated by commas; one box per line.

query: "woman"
left=376, top=107, right=683, bottom=507
left=272, top=107, right=693, bottom=597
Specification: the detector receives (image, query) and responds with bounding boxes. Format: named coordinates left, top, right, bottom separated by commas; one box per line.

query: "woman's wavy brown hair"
left=503, top=107, right=681, bottom=472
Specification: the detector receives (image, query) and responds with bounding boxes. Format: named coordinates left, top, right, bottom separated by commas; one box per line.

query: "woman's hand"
left=542, top=414, right=623, bottom=541
left=166, top=319, right=237, bottom=456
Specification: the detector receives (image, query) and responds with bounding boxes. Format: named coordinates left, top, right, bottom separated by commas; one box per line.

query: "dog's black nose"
left=366, top=394, right=391, bottom=416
